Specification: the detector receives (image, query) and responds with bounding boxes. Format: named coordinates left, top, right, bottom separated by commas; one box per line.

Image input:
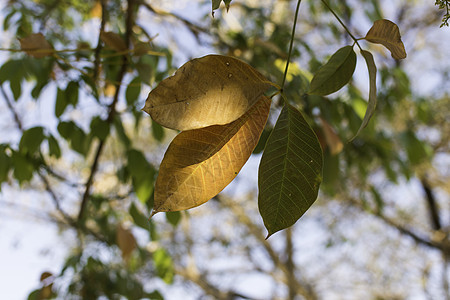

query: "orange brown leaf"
left=143, top=55, right=271, bottom=131
left=365, top=19, right=406, bottom=60
left=152, top=96, right=271, bottom=214
left=19, top=33, right=53, bottom=58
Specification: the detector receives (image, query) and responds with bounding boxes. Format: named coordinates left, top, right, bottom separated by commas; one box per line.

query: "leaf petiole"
left=281, top=0, right=302, bottom=93
left=320, top=0, right=363, bottom=52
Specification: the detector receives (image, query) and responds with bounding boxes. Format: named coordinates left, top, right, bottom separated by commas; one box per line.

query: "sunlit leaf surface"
left=143, top=55, right=271, bottom=131
left=152, top=96, right=271, bottom=214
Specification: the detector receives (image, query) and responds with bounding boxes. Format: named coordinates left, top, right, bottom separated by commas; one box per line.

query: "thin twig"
left=77, top=0, right=136, bottom=222
left=1, top=84, right=75, bottom=224
left=320, top=0, right=363, bottom=51
left=93, top=0, right=107, bottom=83
left=281, top=0, right=302, bottom=93
left=139, top=1, right=210, bottom=38
left=221, top=195, right=318, bottom=300
left=348, top=197, right=450, bottom=255
left=285, top=228, right=296, bottom=300
left=421, top=177, right=442, bottom=231
left=0, top=85, right=23, bottom=131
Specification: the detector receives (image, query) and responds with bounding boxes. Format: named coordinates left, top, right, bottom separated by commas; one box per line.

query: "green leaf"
left=47, top=135, right=61, bottom=158
left=223, top=0, right=232, bottom=8
left=351, top=50, right=377, bottom=140
left=133, top=175, right=154, bottom=204
left=308, top=46, right=356, bottom=96
left=65, top=81, right=79, bottom=106
left=57, top=121, right=89, bottom=155
left=90, top=117, right=110, bottom=141
left=0, top=60, right=22, bottom=83
left=370, top=186, right=384, bottom=213
left=113, top=115, right=131, bottom=147
left=258, top=104, right=323, bottom=238
left=71, top=126, right=89, bottom=156
left=27, top=289, right=40, bottom=300
left=136, top=55, right=156, bottom=85
left=151, top=120, right=164, bottom=142
left=0, top=146, right=11, bottom=184
left=146, top=291, right=164, bottom=300
left=55, top=88, right=68, bottom=118
left=165, top=211, right=181, bottom=227
left=125, top=77, right=141, bottom=106
left=212, top=0, right=222, bottom=10
left=322, top=150, right=339, bottom=193
left=212, top=0, right=232, bottom=13
left=10, top=78, right=22, bottom=100
left=57, top=121, right=74, bottom=140
left=19, top=127, right=45, bottom=154
left=129, top=203, right=150, bottom=230
left=81, top=74, right=99, bottom=100
left=12, top=151, right=34, bottom=183
left=127, top=149, right=153, bottom=178
left=127, top=149, right=155, bottom=203
left=153, top=248, right=174, bottom=284
left=55, top=81, right=80, bottom=118
left=401, top=130, right=429, bottom=165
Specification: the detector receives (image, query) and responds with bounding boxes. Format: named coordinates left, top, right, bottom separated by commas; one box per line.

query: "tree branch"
left=221, top=196, right=318, bottom=300
left=175, top=268, right=257, bottom=300
left=1, top=84, right=75, bottom=225
left=285, top=228, right=296, bottom=300
left=93, top=0, right=107, bottom=83
left=421, top=177, right=442, bottom=231
left=348, top=197, right=450, bottom=255
left=77, top=0, right=136, bottom=222
left=1, top=84, right=23, bottom=131
left=139, top=1, right=210, bottom=38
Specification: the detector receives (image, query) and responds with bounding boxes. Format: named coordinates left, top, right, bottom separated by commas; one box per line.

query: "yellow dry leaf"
left=19, top=33, right=53, bottom=58
left=364, top=19, right=407, bottom=60
left=152, top=96, right=271, bottom=214
left=100, top=31, right=127, bottom=52
left=116, top=224, right=136, bottom=262
left=143, top=55, right=271, bottom=131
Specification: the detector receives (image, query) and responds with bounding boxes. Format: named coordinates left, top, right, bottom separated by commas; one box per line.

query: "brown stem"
left=285, top=228, right=296, bottom=300
left=93, top=0, right=108, bottom=83
left=222, top=196, right=318, bottom=300
left=139, top=1, right=209, bottom=38
left=1, top=84, right=75, bottom=224
left=1, top=85, right=23, bottom=131
left=421, top=177, right=442, bottom=231
left=77, top=0, right=136, bottom=222
left=349, top=197, right=450, bottom=255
